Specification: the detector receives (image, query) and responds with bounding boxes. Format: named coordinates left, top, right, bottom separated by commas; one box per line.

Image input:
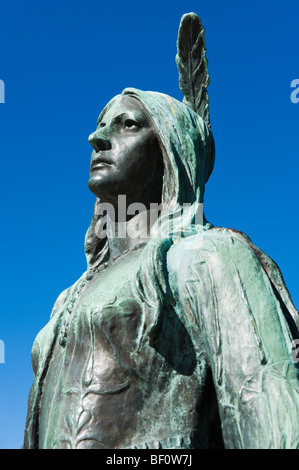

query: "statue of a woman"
left=24, top=14, right=299, bottom=449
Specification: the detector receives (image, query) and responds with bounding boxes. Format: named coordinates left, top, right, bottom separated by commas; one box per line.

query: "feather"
left=176, top=12, right=211, bottom=128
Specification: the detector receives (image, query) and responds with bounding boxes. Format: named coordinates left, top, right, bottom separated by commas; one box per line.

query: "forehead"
left=97, top=95, right=148, bottom=124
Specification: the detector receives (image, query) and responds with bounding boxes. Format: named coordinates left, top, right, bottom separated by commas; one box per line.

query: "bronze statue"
left=24, top=13, right=299, bottom=449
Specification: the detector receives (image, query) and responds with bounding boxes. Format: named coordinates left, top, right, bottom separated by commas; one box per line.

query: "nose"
left=88, top=131, right=111, bottom=152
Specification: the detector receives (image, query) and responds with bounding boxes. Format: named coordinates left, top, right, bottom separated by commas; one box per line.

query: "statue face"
left=88, top=95, right=164, bottom=211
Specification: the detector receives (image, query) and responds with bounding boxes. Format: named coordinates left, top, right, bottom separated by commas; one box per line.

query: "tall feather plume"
left=176, top=12, right=211, bottom=128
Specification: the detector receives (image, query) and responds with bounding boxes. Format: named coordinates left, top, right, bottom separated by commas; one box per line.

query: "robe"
left=24, top=227, right=299, bottom=449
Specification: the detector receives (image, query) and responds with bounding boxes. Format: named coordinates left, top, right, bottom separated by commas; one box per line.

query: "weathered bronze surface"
left=24, top=13, right=299, bottom=449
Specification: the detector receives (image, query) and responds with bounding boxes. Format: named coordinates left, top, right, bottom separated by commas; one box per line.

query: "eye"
left=124, top=118, right=139, bottom=129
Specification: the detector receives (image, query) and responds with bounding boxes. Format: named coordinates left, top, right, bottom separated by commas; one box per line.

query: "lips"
left=91, top=162, right=110, bottom=170
left=90, top=152, right=112, bottom=170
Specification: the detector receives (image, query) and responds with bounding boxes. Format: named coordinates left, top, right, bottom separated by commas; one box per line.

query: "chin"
left=88, top=177, right=104, bottom=198
left=87, top=178, right=119, bottom=206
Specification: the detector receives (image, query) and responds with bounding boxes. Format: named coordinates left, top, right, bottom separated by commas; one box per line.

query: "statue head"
left=84, top=87, right=215, bottom=268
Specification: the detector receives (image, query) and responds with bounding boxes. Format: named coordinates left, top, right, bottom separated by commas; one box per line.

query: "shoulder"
left=167, top=227, right=259, bottom=278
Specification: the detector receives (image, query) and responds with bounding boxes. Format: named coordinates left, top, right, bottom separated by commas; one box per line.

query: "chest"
left=57, top=251, right=145, bottom=364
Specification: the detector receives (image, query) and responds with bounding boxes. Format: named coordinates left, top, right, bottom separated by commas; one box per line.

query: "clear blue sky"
left=0, top=0, right=298, bottom=449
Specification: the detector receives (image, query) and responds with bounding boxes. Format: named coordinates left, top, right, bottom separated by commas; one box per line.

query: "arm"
left=179, top=232, right=299, bottom=448
left=24, top=287, right=70, bottom=448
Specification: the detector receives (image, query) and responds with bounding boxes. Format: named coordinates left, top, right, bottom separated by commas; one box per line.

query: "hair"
left=84, top=87, right=215, bottom=345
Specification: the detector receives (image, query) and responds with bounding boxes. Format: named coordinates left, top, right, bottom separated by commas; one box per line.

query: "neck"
left=106, top=209, right=157, bottom=262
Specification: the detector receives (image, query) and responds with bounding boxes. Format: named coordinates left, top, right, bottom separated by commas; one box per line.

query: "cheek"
left=138, top=136, right=161, bottom=169
left=118, top=140, right=155, bottom=179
